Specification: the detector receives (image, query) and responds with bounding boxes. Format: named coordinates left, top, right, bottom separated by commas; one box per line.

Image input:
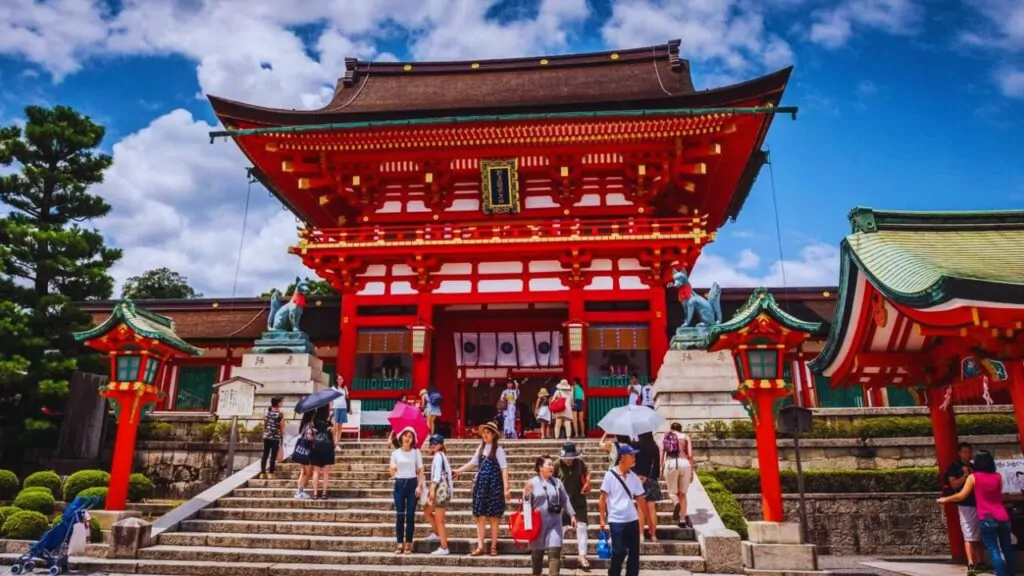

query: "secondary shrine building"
left=80, top=43, right=915, bottom=429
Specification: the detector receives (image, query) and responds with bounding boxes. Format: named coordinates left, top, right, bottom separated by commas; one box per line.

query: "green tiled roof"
left=846, top=207, right=1024, bottom=307
left=702, top=287, right=821, bottom=347
left=809, top=207, right=1024, bottom=375
left=74, top=299, right=204, bottom=356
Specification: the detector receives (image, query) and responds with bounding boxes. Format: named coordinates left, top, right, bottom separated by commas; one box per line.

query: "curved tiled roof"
left=74, top=299, right=204, bottom=356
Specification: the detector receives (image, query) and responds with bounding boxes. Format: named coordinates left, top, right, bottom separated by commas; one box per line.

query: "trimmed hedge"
left=22, top=471, right=62, bottom=499
left=702, top=467, right=939, bottom=494
left=129, top=473, right=154, bottom=502
left=138, top=421, right=176, bottom=440
left=77, top=487, right=108, bottom=508
left=12, top=490, right=56, bottom=515
left=63, top=470, right=110, bottom=503
left=1, top=510, right=48, bottom=540
left=690, top=414, right=1018, bottom=440
left=700, top=474, right=748, bottom=539
left=0, top=469, right=18, bottom=500
left=0, top=505, right=21, bottom=526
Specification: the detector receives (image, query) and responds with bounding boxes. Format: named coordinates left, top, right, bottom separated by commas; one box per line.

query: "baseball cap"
left=428, top=434, right=445, bottom=446
left=616, top=444, right=640, bottom=456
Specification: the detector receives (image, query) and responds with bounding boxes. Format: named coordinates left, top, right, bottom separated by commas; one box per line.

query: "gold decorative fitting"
left=471, top=63, right=480, bottom=69
left=432, top=214, right=439, bottom=220
left=560, top=166, right=569, bottom=177
left=352, top=175, right=361, bottom=186
left=638, top=207, right=645, bottom=214
left=822, top=291, right=831, bottom=297
left=563, top=209, right=570, bottom=215
left=403, top=64, right=413, bottom=71
left=211, top=302, right=219, bottom=308
left=281, top=161, right=294, bottom=172
left=539, top=59, right=549, bottom=65
left=265, top=143, right=278, bottom=152
left=610, top=53, right=620, bottom=60
left=362, top=216, right=369, bottom=222
left=337, top=216, right=346, bottom=226
left=318, top=195, right=330, bottom=206
left=638, top=164, right=646, bottom=176
left=425, top=172, right=434, bottom=184
left=298, top=178, right=310, bottom=189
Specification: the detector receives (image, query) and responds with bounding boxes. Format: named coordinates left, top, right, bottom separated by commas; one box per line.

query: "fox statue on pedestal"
left=671, top=270, right=723, bottom=327
left=267, top=277, right=309, bottom=332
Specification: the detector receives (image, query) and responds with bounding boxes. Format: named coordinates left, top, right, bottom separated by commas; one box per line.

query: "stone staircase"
left=7, top=439, right=713, bottom=575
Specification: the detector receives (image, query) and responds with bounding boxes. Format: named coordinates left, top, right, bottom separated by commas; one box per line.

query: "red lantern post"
left=74, top=300, right=203, bottom=511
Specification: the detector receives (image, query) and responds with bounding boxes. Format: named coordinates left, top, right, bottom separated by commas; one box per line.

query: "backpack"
left=429, top=392, right=443, bottom=407
left=662, top=431, right=680, bottom=456
left=313, top=423, right=333, bottom=451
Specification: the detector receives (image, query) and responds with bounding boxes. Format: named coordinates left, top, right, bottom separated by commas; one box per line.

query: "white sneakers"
left=430, top=548, right=449, bottom=556
left=425, top=534, right=440, bottom=542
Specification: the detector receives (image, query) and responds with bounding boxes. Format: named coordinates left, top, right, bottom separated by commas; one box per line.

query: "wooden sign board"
left=214, top=377, right=263, bottom=418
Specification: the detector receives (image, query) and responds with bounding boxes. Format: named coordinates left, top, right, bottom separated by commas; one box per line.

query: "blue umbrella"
left=295, top=388, right=343, bottom=414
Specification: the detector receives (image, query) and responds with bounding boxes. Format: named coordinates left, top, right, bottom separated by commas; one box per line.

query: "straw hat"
left=556, top=379, right=571, bottom=391
left=479, top=421, right=501, bottom=436
left=537, top=388, right=550, bottom=398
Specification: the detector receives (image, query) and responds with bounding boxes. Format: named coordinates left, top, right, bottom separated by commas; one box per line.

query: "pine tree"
left=0, top=105, right=122, bottom=449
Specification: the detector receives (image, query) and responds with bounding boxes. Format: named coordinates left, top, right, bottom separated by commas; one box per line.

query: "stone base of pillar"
left=654, top=347, right=748, bottom=429
left=742, top=521, right=830, bottom=576
left=230, top=352, right=329, bottom=427
left=91, top=510, right=140, bottom=531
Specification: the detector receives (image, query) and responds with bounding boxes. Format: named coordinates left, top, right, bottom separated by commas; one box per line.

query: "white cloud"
left=0, top=0, right=109, bottom=80
left=996, top=66, right=1024, bottom=98
left=736, top=249, right=761, bottom=269
left=601, top=0, right=794, bottom=84
left=809, top=0, right=922, bottom=48
left=960, top=1, right=1024, bottom=99
left=690, top=243, right=840, bottom=288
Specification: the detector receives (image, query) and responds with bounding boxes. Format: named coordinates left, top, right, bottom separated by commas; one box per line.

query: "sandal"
left=395, top=545, right=404, bottom=555
left=470, top=546, right=486, bottom=557
left=404, top=544, right=413, bottom=555
left=579, top=557, right=591, bottom=570
left=490, top=546, right=498, bottom=557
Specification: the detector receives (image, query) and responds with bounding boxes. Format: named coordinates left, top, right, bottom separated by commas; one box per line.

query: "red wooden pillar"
left=649, top=287, right=668, bottom=380
left=929, top=392, right=965, bottom=561
left=567, top=288, right=588, bottom=386
left=753, top=390, right=784, bottom=522
left=412, top=293, right=434, bottom=390
left=1008, top=362, right=1024, bottom=456
left=338, top=295, right=358, bottom=386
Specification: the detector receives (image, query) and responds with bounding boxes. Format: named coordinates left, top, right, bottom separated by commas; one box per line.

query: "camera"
left=548, top=502, right=563, bottom=515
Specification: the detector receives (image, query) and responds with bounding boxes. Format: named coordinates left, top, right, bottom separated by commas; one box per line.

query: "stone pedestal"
left=742, top=521, right=827, bottom=576
left=230, top=352, right=329, bottom=426
left=654, top=346, right=748, bottom=429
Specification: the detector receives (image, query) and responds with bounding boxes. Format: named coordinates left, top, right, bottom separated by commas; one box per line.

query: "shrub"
left=700, top=474, right=748, bottom=539
left=193, top=423, right=216, bottom=442
left=12, top=490, right=55, bottom=515
left=129, top=473, right=154, bottom=502
left=703, top=467, right=939, bottom=494
left=138, top=421, right=176, bottom=441
left=0, top=506, right=21, bottom=526
left=63, top=470, right=110, bottom=503
left=22, top=470, right=62, bottom=499
left=1, top=510, right=49, bottom=540
left=77, top=487, right=108, bottom=508
left=691, top=413, right=1018, bottom=440
left=0, top=469, right=19, bottom=500
left=245, top=423, right=264, bottom=442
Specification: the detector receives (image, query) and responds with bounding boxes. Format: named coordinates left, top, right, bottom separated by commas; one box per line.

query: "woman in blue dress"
left=501, top=381, right=519, bottom=439
left=454, top=422, right=510, bottom=556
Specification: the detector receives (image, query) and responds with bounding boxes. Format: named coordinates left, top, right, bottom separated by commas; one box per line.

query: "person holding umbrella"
left=390, top=426, right=425, bottom=555
left=454, top=421, right=510, bottom=557
left=293, top=387, right=346, bottom=499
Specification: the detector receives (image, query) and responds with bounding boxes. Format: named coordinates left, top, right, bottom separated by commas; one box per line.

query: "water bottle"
left=596, top=530, right=611, bottom=560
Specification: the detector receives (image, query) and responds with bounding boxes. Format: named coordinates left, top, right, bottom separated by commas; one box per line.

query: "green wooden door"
left=886, top=386, right=917, bottom=407
left=814, top=374, right=863, bottom=408
left=175, top=366, right=217, bottom=411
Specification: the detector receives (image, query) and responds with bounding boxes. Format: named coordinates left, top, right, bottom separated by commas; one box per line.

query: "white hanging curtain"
left=478, top=333, right=498, bottom=367
left=516, top=332, right=538, bottom=367
left=535, top=331, right=553, bottom=367
left=497, top=332, right=518, bottom=367
left=459, top=333, right=479, bottom=367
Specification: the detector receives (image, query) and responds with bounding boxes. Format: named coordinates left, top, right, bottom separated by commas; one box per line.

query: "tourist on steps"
left=291, top=411, right=316, bottom=499
left=260, top=396, right=285, bottom=479
left=633, top=432, right=662, bottom=542
left=308, top=405, right=335, bottom=500
left=424, top=434, right=452, bottom=556
left=454, top=421, right=511, bottom=557
left=627, top=374, right=642, bottom=406
left=555, top=442, right=592, bottom=570
left=572, top=378, right=586, bottom=436
left=420, top=387, right=442, bottom=436
left=524, top=455, right=577, bottom=576
left=501, top=381, right=520, bottom=439
left=940, top=450, right=1015, bottom=576
left=661, top=422, right=694, bottom=527
left=599, top=444, right=647, bottom=576
left=552, top=380, right=574, bottom=440
left=330, top=375, right=349, bottom=448
left=535, top=388, right=552, bottom=439
left=390, top=426, right=425, bottom=555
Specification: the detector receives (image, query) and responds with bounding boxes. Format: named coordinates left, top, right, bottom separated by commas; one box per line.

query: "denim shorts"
left=572, top=400, right=583, bottom=412
left=333, top=408, right=348, bottom=424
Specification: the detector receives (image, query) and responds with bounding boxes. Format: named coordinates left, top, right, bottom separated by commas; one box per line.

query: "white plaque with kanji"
left=213, top=377, right=263, bottom=418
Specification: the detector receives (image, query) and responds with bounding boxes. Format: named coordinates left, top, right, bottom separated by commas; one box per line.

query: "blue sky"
left=0, top=0, right=1021, bottom=296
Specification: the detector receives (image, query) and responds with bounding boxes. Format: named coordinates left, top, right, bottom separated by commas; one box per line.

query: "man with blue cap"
left=598, top=443, right=647, bottom=576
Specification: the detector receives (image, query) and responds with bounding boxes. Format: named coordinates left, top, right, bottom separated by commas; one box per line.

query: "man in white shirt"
left=599, top=444, right=647, bottom=576
left=640, top=380, right=655, bottom=409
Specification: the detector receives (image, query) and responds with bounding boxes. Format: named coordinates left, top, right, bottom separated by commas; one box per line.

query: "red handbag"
left=549, top=393, right=567, bottom=413
left=508, top=500, right=542, bottom=548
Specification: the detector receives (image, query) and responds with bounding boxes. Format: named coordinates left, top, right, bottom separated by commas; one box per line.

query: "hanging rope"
left=221, top=169, right=257, bottom=354
left=765, top=144, right=790, bottom=311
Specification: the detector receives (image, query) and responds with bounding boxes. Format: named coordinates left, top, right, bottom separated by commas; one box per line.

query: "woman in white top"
left=551, top=380, right=574, bottom=440
left=389, top=426, right=425, bottom=555
left=331, top=375, right=349, bottom=447
left=424, top=434, right=453, bottom=556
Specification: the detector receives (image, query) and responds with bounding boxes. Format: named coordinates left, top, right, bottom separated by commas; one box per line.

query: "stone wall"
left=129, top=441, right=265, bottom=500
left=736, top=493, right=948, bottom=556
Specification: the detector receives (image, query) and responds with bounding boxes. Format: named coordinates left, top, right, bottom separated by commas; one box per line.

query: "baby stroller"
left=9, top=494, right=100, bottom=575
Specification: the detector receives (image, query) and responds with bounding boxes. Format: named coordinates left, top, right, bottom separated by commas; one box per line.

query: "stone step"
left=198, top=506, right=686, bottom=526
left=266, top=470, right=655, bottom=483
left=135, top=545, right=706, bottom=572
left=233, top=487, right=675, bottom=500
left=247, top=478, right=672, bottom=490
left=180, top=519, right=695, bottom=541
left=214, top=496, right=682, bottom=513
left=158, top=532, right=702, bottom=556
left=0, top=555, right=704, bottom=576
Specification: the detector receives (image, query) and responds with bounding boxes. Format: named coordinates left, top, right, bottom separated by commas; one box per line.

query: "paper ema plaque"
left=214, top=377, right=262, bottom=418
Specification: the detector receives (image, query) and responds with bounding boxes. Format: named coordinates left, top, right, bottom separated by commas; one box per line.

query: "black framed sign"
left=480, top=159, right=520, bottom=215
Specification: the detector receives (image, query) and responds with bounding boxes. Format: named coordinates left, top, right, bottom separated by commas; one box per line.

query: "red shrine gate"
left=208, top=40, right=792, bottom=434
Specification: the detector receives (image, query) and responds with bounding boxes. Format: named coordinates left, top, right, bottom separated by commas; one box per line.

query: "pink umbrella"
left=387, top=401, right=429, bottom=448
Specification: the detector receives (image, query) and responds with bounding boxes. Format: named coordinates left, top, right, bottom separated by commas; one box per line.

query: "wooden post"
left=928, top=392, right=965, bottom=561
left=106, top=396, right=144, bottom=511
left=754, top=391, right=784, bottom=522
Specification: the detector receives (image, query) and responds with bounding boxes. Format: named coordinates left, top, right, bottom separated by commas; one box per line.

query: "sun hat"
left=479, top=421, right=501, bottom=436
left=560, top=442, right=582, bottom=459
left=538, top=388, right=550, bottom=397
left=556, top=379, right=571, bottom=390
left=398, top=426, right=418, bottom=444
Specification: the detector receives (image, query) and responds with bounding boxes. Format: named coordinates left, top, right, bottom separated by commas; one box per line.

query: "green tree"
left=259, top=277, right=335, bottom=298
left=122, top=267, right=202, bottom=300
left=0, top=105, right=122, bottom=449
